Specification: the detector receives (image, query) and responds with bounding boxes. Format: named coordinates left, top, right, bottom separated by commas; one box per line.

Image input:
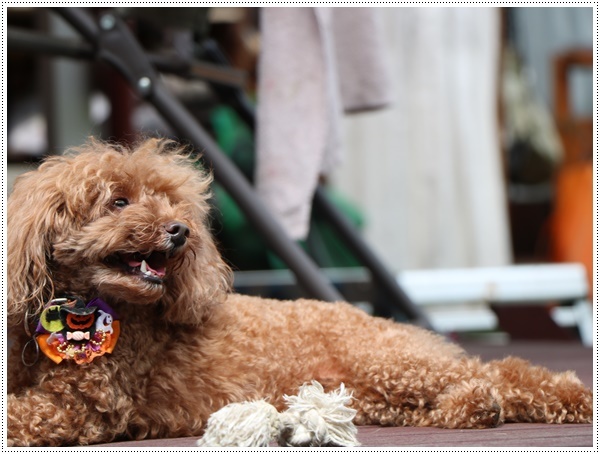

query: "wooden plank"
left=356, top=423, right=593, bottom=447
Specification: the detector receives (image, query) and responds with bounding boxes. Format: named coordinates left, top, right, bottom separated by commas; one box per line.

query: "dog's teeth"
left=140, top=260, right=148, bottom=273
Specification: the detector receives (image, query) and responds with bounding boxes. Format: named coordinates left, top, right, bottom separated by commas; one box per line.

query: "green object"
left=40, top=306, right=65, bottom=333
left=209, top=106, right=364, bottom=271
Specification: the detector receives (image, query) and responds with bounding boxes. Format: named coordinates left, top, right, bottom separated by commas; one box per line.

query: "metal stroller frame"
left=7, top=7, right=431, bottom=328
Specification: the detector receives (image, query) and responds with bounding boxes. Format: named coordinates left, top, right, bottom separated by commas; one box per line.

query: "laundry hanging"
left=256, top=7, right=393, bottom=240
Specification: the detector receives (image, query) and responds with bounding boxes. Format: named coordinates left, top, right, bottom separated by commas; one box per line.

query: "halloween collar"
left=33, top=296, right=120, bottom=365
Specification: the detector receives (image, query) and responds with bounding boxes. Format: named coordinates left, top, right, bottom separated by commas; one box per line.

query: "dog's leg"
left=350, top=356, right=503, bottom=429
left=486, top=357, right=592, bottom=424
left=7, top=389, right=122, bottom=446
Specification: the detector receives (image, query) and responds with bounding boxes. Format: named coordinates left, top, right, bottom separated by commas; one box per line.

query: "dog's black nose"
left=165, top=222, right=190, bottom=247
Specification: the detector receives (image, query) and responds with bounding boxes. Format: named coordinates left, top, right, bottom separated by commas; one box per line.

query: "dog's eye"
left=113, top=198, right=129, bottom=209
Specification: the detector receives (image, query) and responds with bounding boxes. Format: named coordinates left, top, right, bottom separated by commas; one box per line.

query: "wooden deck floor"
left=96, top=341, right=594, bottom=448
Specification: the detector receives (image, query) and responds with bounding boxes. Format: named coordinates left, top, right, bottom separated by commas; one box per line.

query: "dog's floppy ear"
left=161, top=221, right=233, bottom=326
left=7, top=162, right=68, bottom=328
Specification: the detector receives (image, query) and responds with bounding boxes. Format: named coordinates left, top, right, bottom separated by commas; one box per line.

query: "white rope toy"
left=196, top=381, right=360, bottom=447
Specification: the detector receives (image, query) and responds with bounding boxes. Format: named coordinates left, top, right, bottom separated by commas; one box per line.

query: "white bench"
left=398, top=263, right=592, bottom=346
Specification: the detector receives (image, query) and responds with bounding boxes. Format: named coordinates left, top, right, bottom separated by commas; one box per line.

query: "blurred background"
left=6, top=7, right=594, bottom=344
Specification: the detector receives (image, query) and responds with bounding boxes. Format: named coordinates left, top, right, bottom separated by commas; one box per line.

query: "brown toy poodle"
left=7, top=138, right=592, bottom=446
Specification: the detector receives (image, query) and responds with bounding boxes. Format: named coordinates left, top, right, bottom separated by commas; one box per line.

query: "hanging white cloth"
left=256, top=7, right=393, bottom=240
left=335, top=8, right=512, bottom=270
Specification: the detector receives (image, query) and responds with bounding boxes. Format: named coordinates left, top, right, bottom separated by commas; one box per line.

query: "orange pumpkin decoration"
left=66, top=313, right=95, bottom=330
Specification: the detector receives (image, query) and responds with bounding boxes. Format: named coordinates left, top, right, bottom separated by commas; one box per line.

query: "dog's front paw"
left=433, top=379, right=503, bottom=429
left=572, top=388, right=593, bottom=423
left=510, top=371, right=594, bottom=424
left=548, top=372, right=593, bottom=424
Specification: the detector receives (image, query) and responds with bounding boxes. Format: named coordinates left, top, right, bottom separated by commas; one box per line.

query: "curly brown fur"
left=7, top=139, right=592, bottom=446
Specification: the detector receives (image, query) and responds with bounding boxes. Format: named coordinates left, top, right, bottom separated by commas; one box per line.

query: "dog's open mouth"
left=107, top=251, right=168, bottom=284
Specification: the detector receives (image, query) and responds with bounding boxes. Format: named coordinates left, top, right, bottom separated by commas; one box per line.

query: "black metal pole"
left=7, top=27, right=94, bottom=59
left=52, top=6, right=99, bottom=43
left=8, top=18, right=242, bottom=87
left=313, top=187, right=432, bottom=328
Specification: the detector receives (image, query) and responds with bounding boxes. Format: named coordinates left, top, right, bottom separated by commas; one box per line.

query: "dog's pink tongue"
left=126, top=258, right=165, bottom=277
left=146, top=261, right=166, bottom=278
